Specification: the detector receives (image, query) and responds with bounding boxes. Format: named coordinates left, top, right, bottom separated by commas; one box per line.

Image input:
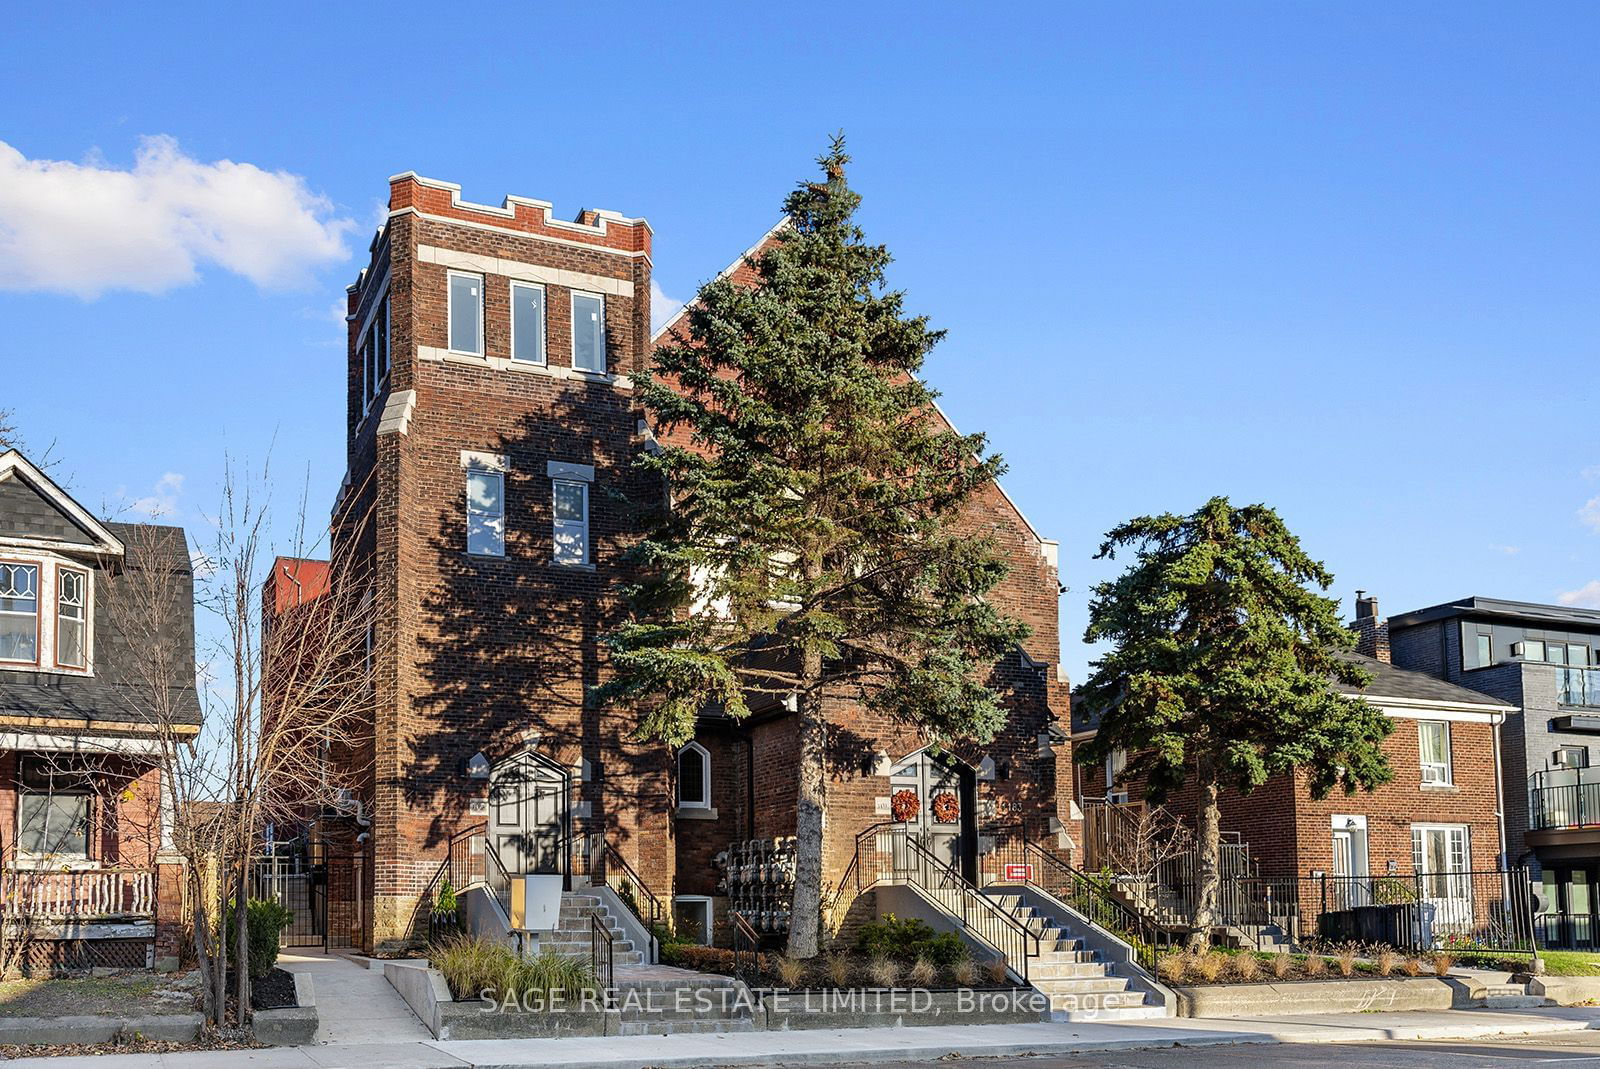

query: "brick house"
left=0, top=448, right=198, bottom=971
left=325, top=173, right=1077, bottom=952
left=1074, top=597, right=1512, bottom=941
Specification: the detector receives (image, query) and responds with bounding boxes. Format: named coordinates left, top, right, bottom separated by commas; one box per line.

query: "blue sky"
left=2, top=3, right=1596, bottom=684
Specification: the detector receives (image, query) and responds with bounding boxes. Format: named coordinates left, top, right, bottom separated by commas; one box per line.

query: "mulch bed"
left=249, top=968, right=297, bottom=1011
left=0, top=1028, right=263, bottom=1060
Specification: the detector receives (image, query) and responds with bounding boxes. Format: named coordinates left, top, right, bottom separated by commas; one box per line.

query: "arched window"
left=676, top=742, right=711, bottom=809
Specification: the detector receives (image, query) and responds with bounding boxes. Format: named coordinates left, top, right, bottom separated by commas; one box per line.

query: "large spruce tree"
left=597, top=138, right=1028, bottom=957
left=1076, top=497, right=1393, bottom=943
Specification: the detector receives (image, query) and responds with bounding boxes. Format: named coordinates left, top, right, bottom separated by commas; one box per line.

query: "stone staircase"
left=529, top=891, right=645, bottom=966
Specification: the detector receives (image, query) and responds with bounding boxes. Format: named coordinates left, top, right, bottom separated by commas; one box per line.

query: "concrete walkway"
left=7, top=1006, right=1600, bottom=1069
left=279, top=951, right=432, bottom=1045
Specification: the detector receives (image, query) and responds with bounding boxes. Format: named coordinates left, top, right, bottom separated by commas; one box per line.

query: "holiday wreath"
left=930, top=791, right=960, bottom=824
left=890, top=788, right=920, bottom=823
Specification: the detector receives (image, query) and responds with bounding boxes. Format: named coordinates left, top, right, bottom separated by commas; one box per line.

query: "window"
left=0, top=563, right=39, bottom=664
left=677, top=742, right=710, bottom=809
left=571, top=292, right=605, bottom=373
left=511, top=282, right=546, bottom=364
left=465, top=463, right=505, bottom=557
left=1518, top=639, right=1547, bottom=662
left=56, top=568, right=86, bottom=669
left=673, top=896, right=713, bottom=946
left=1106, top=747, right=1129, bottom=804
left=17, top=755, right=90, bottom=860
left=448, top=272, right=483, bottom=355
left=1554, top=747, right=1590, bottom=770
left=1476, top=633, right=1493, bottom=667
left=552, top=479, right=589, bottom=566
left=1419, top=721, right=1452, bottom=785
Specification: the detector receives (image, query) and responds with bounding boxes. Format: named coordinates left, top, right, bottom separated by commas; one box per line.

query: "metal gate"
left=251, top=841, right=368, bottom=950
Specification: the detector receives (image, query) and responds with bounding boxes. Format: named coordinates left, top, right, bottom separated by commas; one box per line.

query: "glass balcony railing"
left=1530, top=768, right=1600, bottom=830
left=1556, top=666, right=1600, bottom=708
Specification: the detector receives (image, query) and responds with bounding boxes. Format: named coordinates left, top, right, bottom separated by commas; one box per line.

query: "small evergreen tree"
left=597, top=137, right=1028, bottom=957
left=1076, top=497, right=1392, bottom=943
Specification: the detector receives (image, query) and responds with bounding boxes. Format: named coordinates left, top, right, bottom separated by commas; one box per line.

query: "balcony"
left=1530, top=769, right=1600, bottom=832
left=1556, top=666, right=1600, bottom=708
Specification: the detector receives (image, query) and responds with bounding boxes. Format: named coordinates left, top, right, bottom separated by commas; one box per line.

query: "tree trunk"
left=1191, top=762, right=1221, bottom=950
left=234, top=859, right=251, bottom=1020
left=190, top=877, right=218, bottom=1025
left=786, top=650, right=827, bottom=959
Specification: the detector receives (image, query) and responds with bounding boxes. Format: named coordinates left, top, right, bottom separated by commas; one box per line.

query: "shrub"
left=1269, top=951, right=1293, bottom=979
left=922, top=932, right=970, bottom=967
left=984, top=957, right=1010, bottom=985
left=867, top=956, right=901, bottom=988
left=661, top=943, right=768, bottom=977
left=1401, top=957, right=1423, bottom=977
left=1433, top=953, right=1454, bottom=978
left=776, top=956, right=807, bottom=988
left=1375, top=947, right=1400, bottom=977
left=1334, top=944, right=1358, bottom=978
left=1231, top=953, right=1261, bottom=982
left=434, top=878, right=458, bottom=914
left=431, top=935, right=597, bottom=1003
left=949, top=958, right=978, bottom=987
left=1156, top=951, right=1187, bottom=984
left=823, top=953, right=853, bottom=987
left=908, top=957, right=938, bottom=986
left=1191, top=950, right=1227, bottom=983
left=1303, top=954, right=1328, bottom=978
left=225, top=898, right=293, bottom=980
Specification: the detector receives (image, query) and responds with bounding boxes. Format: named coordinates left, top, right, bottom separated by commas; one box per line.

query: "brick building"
left=1074, top=596, right=1511, bottom=938
left=329, top=174, right=1075, bottom=950
left=0, top=448, right=199, bottom=970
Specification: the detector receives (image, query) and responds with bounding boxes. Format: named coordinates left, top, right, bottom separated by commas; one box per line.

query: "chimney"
left=1352, top=590, right=1391, bottom=663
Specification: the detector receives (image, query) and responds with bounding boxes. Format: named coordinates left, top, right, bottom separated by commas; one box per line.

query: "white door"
left=1331, top=820, right=1370, bottom=909
left=1413, top=824, right=1472, bottom=934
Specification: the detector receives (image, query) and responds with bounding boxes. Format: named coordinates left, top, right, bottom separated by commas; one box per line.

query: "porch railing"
left=2, top=868, right=156, bottom=919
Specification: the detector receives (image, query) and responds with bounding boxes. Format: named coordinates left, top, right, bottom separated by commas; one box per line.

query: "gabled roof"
left=0, top=450, right=124, bottom=557
left=1332, top=651, right=1514, bottom=710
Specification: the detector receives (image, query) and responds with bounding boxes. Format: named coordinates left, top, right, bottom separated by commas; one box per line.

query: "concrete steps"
left=609, top=975, right=755, bottom=1036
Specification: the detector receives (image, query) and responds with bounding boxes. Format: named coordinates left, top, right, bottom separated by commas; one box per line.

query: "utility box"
left=509, top=874, right=564, bottom=931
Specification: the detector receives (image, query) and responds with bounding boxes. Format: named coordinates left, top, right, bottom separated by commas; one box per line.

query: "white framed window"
left=465, top=460, right=505, bottom=557
left=677, top=742, right=711, bottom=809
left=1106, top=747, right=1129, bottom=804
left=448, top=272, right=484, bottom=356
left=511, top=282, right=546, bottom=365
left=55, top=566, right=87, bottom=670
left=1419, top=721, right=1452, bottom=786
left=0, top=562, right=40, bottom=665
left=571, top=291, right=605, bottom=373
left=552, top=479, right=589, bottom=566
left=673, top=895, right=713, bottom=945
left=18, top=755, right=91, bottom=862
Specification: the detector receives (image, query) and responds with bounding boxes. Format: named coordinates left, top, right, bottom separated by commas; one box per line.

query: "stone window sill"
left=675, top=806, right=718, bottom=821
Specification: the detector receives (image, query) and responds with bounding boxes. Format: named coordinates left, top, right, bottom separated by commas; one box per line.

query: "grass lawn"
left=1539, top=951, right=1600, bottom=976
left=0, top=973, right=195, bottom=1017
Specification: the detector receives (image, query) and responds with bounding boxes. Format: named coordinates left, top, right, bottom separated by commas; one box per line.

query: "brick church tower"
left=335, top=174, right=666, bottom=946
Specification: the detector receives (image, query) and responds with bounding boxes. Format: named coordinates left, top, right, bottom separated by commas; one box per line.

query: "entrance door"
left=488, top=750, right=571, bottom=880
left=889, top=751, right=977, bottom=882
left=1330, top=818, right=1370, bottom=910
left=1539, top=867, right=1598, bottom=950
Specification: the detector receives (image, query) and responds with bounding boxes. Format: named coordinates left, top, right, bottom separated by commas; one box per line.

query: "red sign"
left=1003, top=863, right=1033, bottom=881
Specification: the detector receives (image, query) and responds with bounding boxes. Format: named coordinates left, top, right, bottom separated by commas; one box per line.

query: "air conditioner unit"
left=1511, top=642, right=1527, bottom=659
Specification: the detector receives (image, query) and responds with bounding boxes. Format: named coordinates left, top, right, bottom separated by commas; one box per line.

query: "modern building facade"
left=330, top=173, right=1077, bottom=951
left=1384, top=594, right=1600, bottom=947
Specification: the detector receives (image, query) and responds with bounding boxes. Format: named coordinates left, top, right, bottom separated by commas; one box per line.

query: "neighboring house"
left=0, top=449, right=199, bottom=970
left=1383, top=593, right=1600, bottom=949
left=1074, top=606, right=1511, bottom=944
left=322, top=173, right=1076, bottom=952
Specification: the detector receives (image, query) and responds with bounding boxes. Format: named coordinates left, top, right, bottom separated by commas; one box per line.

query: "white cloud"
left=123, top=472, right=185, bottom=518
left=1581, top=495, right=1600, bottom=533
left=1490, top=544, right=1521, bottom=556
left=1559, top=581, right=1600, bottom=609
left=0, top=136, right=354, bottom=297
left=650, top=277, right=685, bottom=335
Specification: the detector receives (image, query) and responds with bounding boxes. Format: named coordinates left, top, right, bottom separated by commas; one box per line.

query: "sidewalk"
left=278, top=952, right=432, bottom=1045
left=8, top=1006, right=1600, bottom=1069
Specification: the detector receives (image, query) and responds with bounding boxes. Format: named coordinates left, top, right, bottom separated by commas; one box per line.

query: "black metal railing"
left=1530, top=768, right=1600, bottom=830
left=589, top=907, right=615, bottom=1000
left=987, top=825, right=1178, bottom=969
left=731, top=910, right=763, bottom=984
left=850, top=822, right=1041, bottom=982
left=593, top=841, right=665, bottom=962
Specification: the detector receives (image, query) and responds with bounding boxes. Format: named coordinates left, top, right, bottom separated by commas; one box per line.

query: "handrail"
left=589, top=907, right=615, bottom=1002
left=989, top=825, right=1172, bottom=970
left=597, top=841, right=665, bottom=963
left=731, top=910, right=763, bottom=984
left=851, top=822, right=1041, bottom=983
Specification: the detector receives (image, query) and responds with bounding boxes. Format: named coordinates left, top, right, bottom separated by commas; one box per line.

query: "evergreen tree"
left=597, top=137, right=1028, bottom=957
left=1076, top=497, right=1392, bottom=943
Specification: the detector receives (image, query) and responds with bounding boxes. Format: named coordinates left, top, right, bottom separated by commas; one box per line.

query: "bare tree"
left=102, top=460, right=376, bottom=1025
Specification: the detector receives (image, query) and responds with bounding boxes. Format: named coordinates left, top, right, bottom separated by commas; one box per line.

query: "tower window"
left=449, top=272, right=483, bottom=355
left=571, top=292, right=605, bottom=373
left=511, top=282, right=546, bottom=365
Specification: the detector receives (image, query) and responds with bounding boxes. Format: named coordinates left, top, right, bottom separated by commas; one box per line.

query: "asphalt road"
left=797, top=1032, right=1600, bottom=1068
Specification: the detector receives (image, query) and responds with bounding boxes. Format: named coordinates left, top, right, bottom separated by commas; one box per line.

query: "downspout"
left=1491, top=712, right=1507, bottom=869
